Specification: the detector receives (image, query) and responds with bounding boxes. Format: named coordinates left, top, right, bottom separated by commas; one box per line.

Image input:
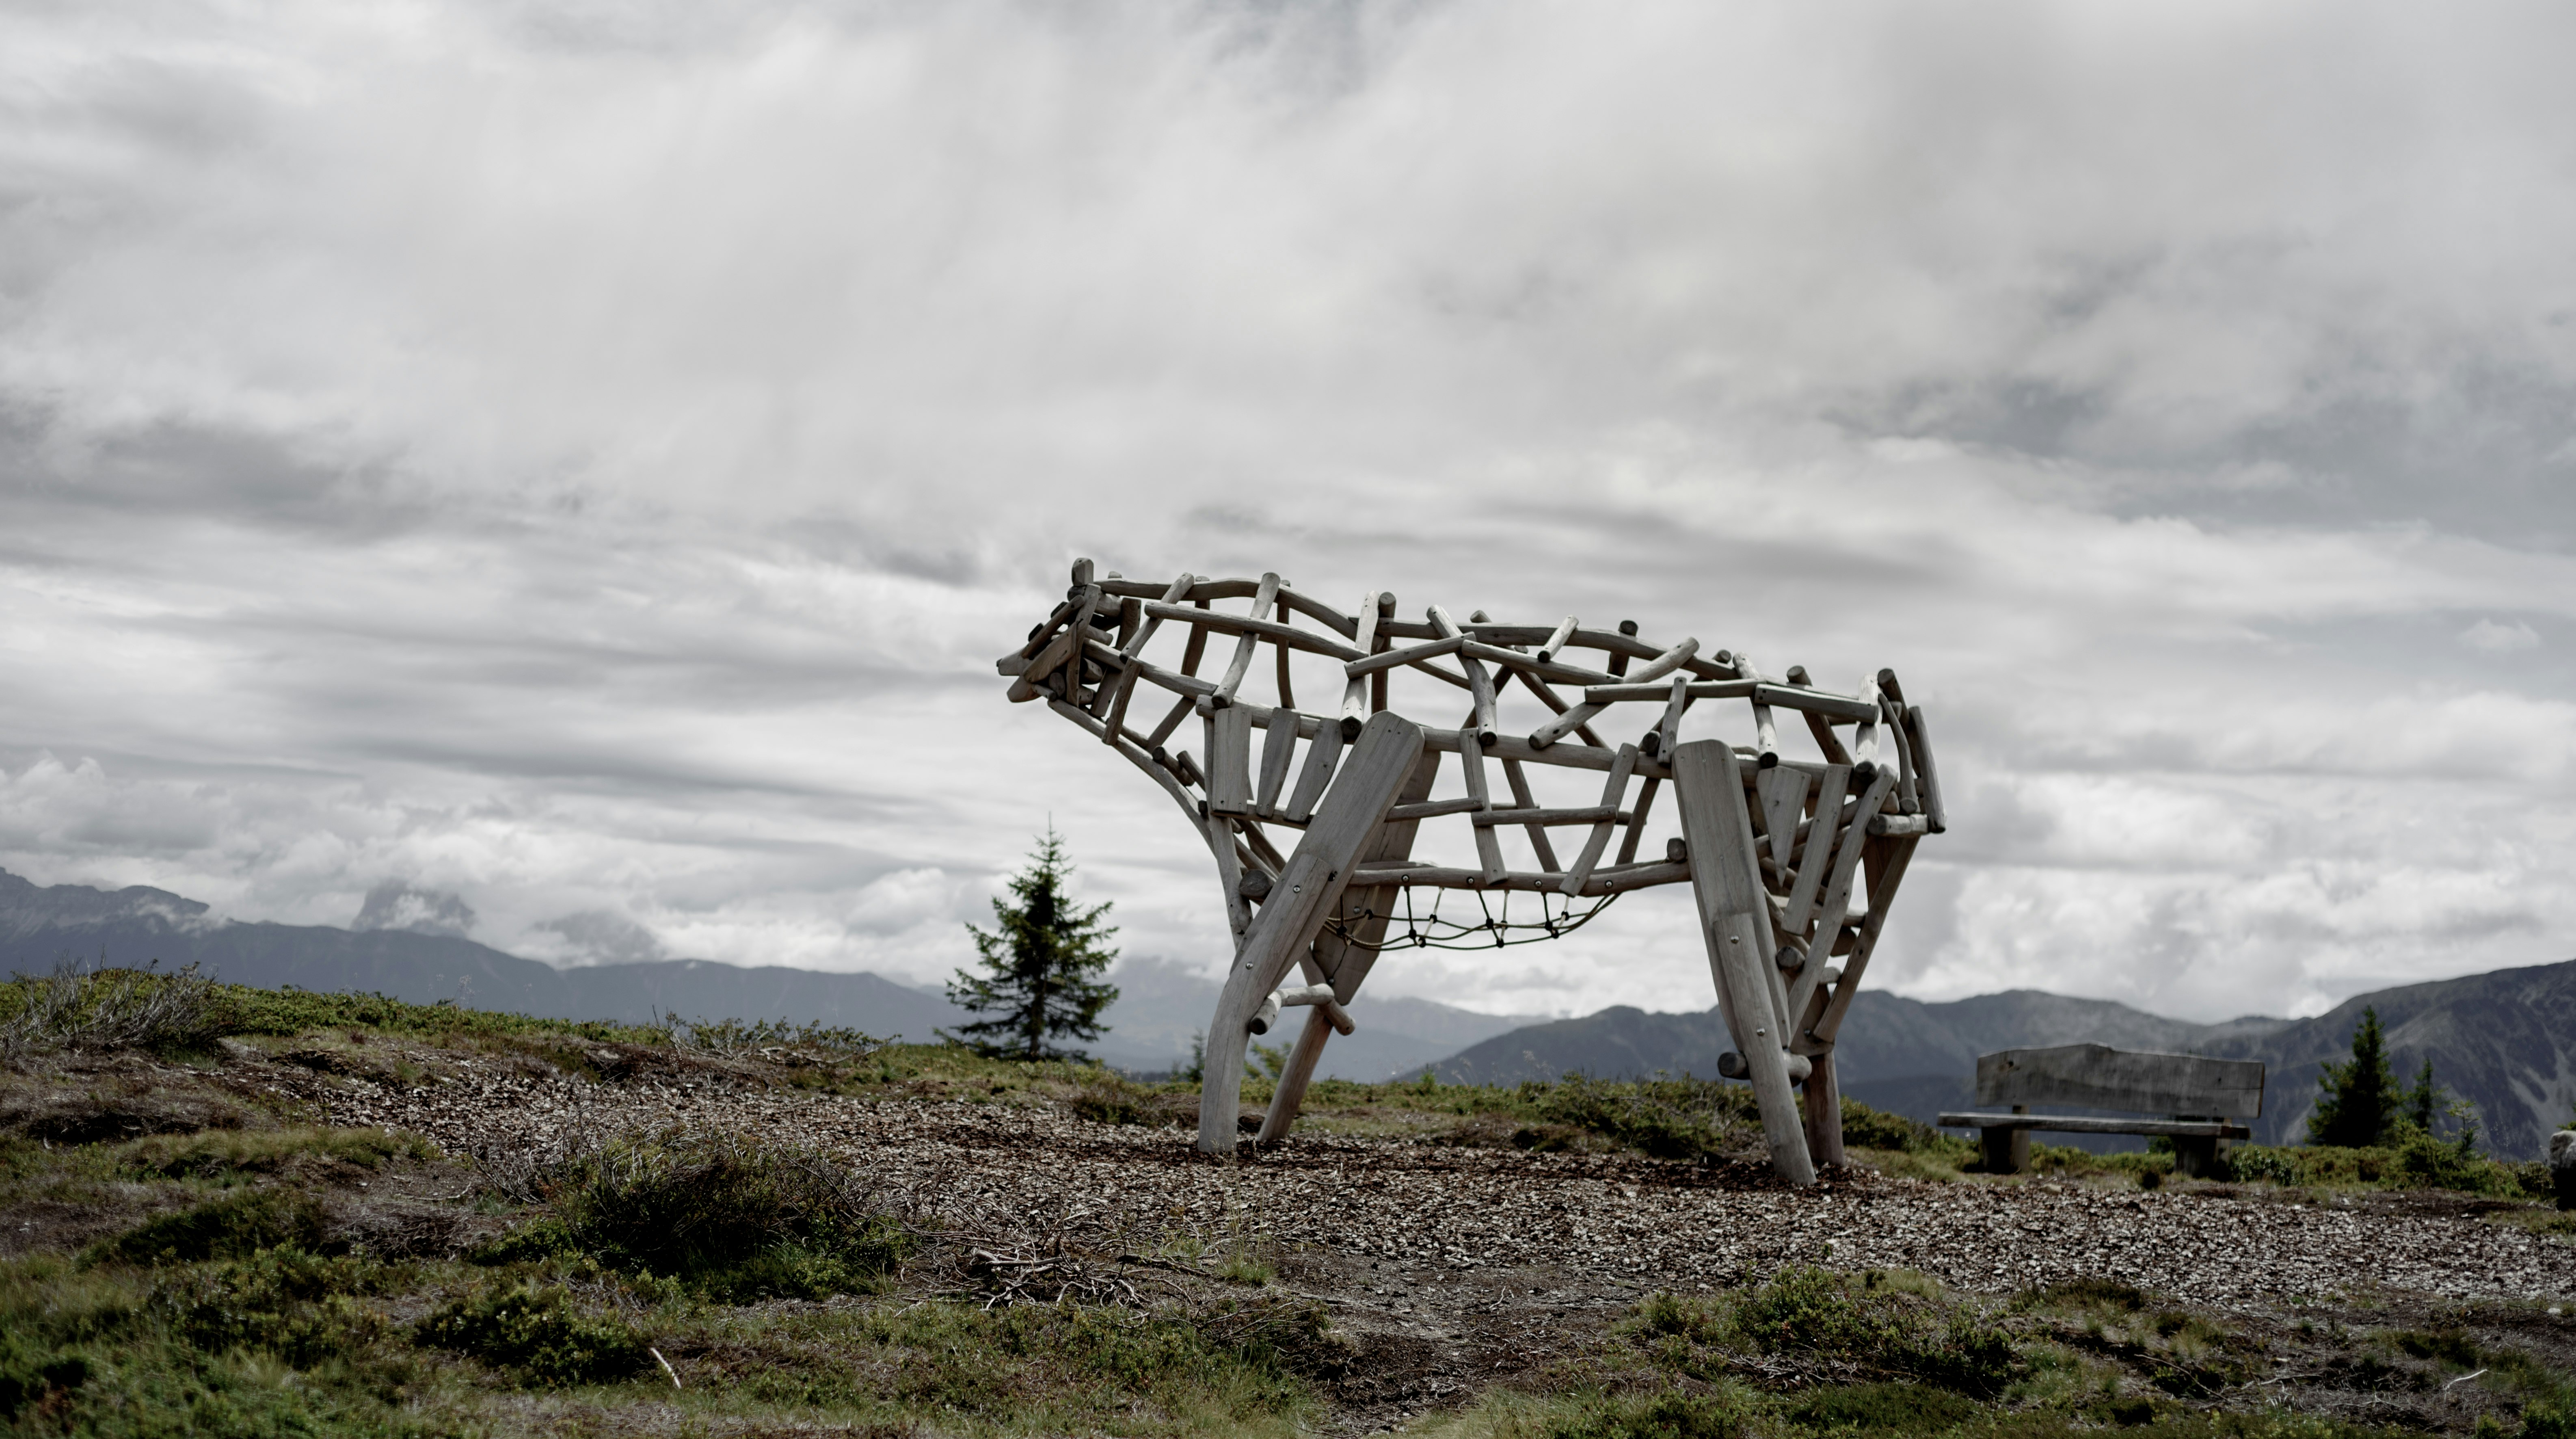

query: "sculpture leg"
left=1802, top=1050, right=1844, bottom=1168
left=1254, top=1004, right=1337, bottom=1144
left=1673, top=739, right=1816, bottom=1187
left=1199, top=712, right=1425, bottom=1156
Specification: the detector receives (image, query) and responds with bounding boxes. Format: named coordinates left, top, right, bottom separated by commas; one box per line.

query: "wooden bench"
left=1938, top=1044, right=2263, bottom=1177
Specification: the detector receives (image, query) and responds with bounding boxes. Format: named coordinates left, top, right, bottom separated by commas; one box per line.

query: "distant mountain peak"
left=0, top=866, right=214, bottom=943
left=352, top=881, right=476, bottom=939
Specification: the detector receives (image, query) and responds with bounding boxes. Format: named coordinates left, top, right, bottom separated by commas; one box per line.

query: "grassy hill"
left=6, top=967, right=2576, bottom=1436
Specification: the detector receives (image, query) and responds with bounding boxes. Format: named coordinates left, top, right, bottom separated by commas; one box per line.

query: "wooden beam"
left=1673, top=738, right=1813, bottom=1187
left=1199, top=712, right=1426, bottom=1156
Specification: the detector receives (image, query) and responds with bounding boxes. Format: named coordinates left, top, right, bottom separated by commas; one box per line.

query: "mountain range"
left=0, top=869, right=1528, bottom=1083
left=1431, top=964, right=2576, bottom=1162
left=9, top=867, right=2571, bottom=1160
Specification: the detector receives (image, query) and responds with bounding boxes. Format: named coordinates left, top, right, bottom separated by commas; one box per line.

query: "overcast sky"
left=2, top=0, right=2571, bottom=1024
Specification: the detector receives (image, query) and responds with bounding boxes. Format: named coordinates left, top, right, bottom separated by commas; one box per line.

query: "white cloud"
left=0, top=0, right=2572, bottom=1023
left=2461, top=618, right=2543, bottom=654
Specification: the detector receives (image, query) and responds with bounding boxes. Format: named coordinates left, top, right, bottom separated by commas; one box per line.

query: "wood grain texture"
left=1973, top=1045, right=2267, bottom=1118
left=1199, top=711, right=1426, bottom=1155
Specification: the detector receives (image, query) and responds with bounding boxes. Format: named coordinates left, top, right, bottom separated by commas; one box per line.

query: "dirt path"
left=328, top=1069, right=2576, bottom=1310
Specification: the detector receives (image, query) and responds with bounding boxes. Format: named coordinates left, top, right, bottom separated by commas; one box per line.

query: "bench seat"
left=1939, top=1111, right=2250, bottom=1140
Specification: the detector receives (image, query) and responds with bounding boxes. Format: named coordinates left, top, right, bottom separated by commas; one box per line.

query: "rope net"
left=1323, top=885, right=1625, bottom=952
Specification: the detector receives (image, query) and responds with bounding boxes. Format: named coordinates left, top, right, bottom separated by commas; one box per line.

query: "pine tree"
left=2400, top=1057, right=2443, bottom=1136
left=943, top=828, right=1120, bottom=1062
left=2308, top=1006, right=2399, bottom=1148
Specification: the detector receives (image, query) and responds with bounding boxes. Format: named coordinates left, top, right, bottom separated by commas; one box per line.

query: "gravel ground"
left=319, top=1067, right=2576, bottom=1310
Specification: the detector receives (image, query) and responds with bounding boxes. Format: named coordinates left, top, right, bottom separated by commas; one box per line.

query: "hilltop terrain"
left=9, top=969, right=2576, bottom=1437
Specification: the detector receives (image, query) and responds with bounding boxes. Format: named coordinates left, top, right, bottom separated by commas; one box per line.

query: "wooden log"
left=1734, top=651, right=1781, bottom=768
left=1275, top=641, right=1295, bottom=714
left=1255, top=706, right=1299, bottom=818
left=1206, top=706, right=1255, bottom=816
left=1343, top=633, right=1465, bottom=678
left=1282, top=719, right=1344, bottom=824
left=1142, top=598, right=1371, bottom=666
left=1535, top=616, right=1578, bottom=664
left=1783, top=770, right=1894, bottom=1025
left=1180, top=598, right=1211, bottom=676
left=1500, top=665, right=1608, bottom=749
left=1673, top=739, right=1812, bottom=1187
left=1456, top=728, right=1507, bottom=883
left=1009, top=583, right=1101, bottom=701
left=1458, top=640, right=1614, bottom=688
left=1785, top=664, right=1852, bottom=765
left=1274, top=585, right=1359, bottom=639
left=1500, top=758, right=1562, bottom=872
left=1339, top=592, right=1385, bottom=738
left=1868, top=814, right=1932, bottom=837
left=1647, top=673, right=1690, bottom=762
left=1346, top=859, right=1690, bottom=894
left=1213, top=573, right=1283, bottom=707
left=1880, top=671, right=1919, bottom=815
left=1805, top=833, right=1917, bottom=1049
left=1560, top=743, right=1637, bottom=895
left=1143, top=693, right=1195, bottom=750
left=1614, top=775, right=1660, bottom=864
left=1849, top=673, right=1883, bottom=787
left=1579, top=679, right=1877, bottom=721
left=1471, top=805, right=1627, bottom=827
left=1313, top=749, right=1441, bottom=1004
left=1802, top=1051, right=1844, bottom=1168
left=1253, top=1004, right=1340, bottom=1145
left=1385, top=796, right=1487, bottom=822
left=1528, top=637, right=1699, bottom=748
left=1905, top=705, right=1947, bottom=834
left=1426, top=606, right=1500, bottom=750
left=1200, top=712, right=1425, bottom=1155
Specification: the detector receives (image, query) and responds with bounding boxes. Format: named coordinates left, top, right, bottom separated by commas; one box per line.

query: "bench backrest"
left=1975, top=1044, right=2265, bottom=1117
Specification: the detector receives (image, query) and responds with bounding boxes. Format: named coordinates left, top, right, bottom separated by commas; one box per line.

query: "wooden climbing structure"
left=998, top=560, right=1947, bottom=1185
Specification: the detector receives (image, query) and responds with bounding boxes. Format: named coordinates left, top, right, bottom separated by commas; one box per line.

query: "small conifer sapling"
left=943, top=827, right=1120, bottom=1062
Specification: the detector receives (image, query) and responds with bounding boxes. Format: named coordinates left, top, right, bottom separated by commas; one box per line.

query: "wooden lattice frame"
left=998, top=560, right=1947, bottom=1184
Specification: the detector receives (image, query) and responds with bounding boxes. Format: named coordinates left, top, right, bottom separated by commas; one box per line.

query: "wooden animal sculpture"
left=999, top=560, right=1947, bottom=1184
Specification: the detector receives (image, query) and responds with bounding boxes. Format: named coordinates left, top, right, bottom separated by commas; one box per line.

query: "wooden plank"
left=1500, top=758, right=1561, bottom=872
left=1939, top=1111, right=2252, bottom=1140
left=1199, top=712, right=1425, bottom=1155
left=1206, top=705, right=1255, bottom=816
left=1757, top=765, right=1812, bottom=870
left=1673, top=739, right=1812, bottom=1187
left=1796, top=769, right=1891, bottom=948
left=1778, top=764, right=1851, bottom=933
left=1560, top=743, right=1637, bottom=895
left=1314, top=749, right=1441, bottom=1003
left=1255, top=706, right=1298, bottom=818
left=1973, top=1045, right=2266, bottom=1117
left=1805, top=833, right=1917, bottom=1049
left=1282, top=719, right=1343, bottom=823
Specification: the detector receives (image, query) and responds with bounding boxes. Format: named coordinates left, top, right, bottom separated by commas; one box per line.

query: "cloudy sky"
left=3, top=0, right=2570, bottom=1024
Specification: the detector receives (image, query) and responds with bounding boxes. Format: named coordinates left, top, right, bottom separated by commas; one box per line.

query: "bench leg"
left=2172, top=1135, right=2218, bottom=1179
left=1979, top=1126, right=2029, bottom=1175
